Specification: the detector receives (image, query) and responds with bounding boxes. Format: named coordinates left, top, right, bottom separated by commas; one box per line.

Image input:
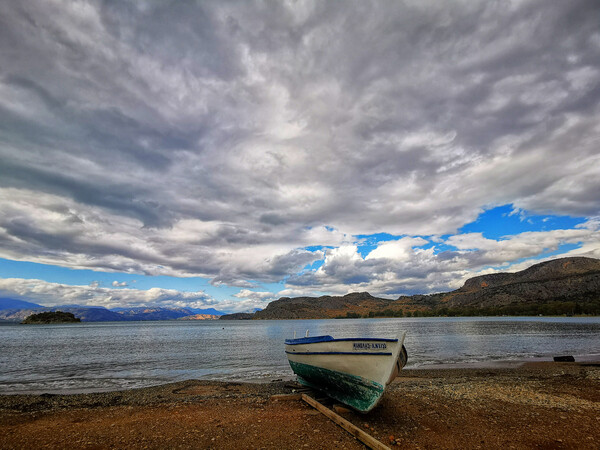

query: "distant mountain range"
left=220, top=257, right=600, bottom=319
left=0, top=298, right=44, bottom=310
left=0, top=300, right=226, bottom=323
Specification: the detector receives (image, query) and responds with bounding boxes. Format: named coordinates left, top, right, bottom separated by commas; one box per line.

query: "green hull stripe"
left=288, top=360, right=385, bottom=413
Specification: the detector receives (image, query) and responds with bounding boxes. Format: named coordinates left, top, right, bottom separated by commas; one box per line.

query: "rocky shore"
left=1, top=363, right=598, bottom=449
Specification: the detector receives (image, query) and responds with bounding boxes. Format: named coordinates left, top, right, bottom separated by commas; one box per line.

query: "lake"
left=1, top=317, right=599, bottom=394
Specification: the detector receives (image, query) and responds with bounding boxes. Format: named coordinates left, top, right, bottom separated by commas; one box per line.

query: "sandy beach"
left=1, top=362, right=599, bottom=449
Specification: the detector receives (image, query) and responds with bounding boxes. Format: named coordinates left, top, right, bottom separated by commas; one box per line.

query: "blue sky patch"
left=355, top=233, right=404, bottom=257
left=458, top=204, right=585, bottom=239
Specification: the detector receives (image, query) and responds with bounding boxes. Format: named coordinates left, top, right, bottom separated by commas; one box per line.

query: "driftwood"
left=301, top=394, right=391, bottom=450
left=269, top=393, right=303, bottom=401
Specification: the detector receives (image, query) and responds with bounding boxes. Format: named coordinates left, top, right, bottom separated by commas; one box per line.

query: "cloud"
left=0, top=188, right=327, bottom=285
left=1, top=222, right=597, bottom=311
left=0, top=0, right=599, bottom=295
left=443, top=224, right=600, bottom=266
left=287, top=222, right=600, bottom=296
left=231, top=289, right=278, bottom=310
left=0, top=276, right=281, bottom=313
left=230, top=287, right=336, bottom=312
left=366, top=237, right=429, bottom=261
left=232, top=289, right=276, bottom=300
left=0, top=277, right=216, bottom=310
left=112, top=281, right=127, bottom=287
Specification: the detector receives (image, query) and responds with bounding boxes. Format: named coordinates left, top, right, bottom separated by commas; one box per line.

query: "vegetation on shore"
left=21, top=311, right=81, bottom=324
left=337, top=299, right=600, bottom=318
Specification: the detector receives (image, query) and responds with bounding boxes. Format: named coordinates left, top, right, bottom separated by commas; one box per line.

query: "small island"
left=21, top=311, right=81, bottom=324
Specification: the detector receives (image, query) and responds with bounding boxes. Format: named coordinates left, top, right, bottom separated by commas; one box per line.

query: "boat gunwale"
left=285, top=351, right=393, bottom=356
left=285, top=336, right=399, bottom=345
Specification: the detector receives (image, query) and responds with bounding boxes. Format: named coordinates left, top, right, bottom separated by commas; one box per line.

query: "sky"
left=0, top=0, right=599, bottom=313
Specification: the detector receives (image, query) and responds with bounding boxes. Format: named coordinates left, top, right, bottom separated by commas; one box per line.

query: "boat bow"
left=285, top=331, right=408, bottom=412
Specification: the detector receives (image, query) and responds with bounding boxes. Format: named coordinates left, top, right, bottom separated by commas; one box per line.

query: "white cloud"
left=287, top=223, right=600, bottom=296
left=445, top=226, right=599, bottom=264
left=233, top=289, right=276, bottom=300
left=366, top=237, right=428, bottom=261
left=0, top=278, right=216, bottom=310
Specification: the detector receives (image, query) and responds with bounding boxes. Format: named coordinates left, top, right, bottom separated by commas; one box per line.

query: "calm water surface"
left=1, top=317, right=599, bottom=394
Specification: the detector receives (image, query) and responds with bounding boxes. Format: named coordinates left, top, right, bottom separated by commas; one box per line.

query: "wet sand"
left=1, top=362, right=599, bottom=449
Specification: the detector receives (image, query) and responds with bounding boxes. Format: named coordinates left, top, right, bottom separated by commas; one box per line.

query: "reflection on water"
left=0, top=317, right=598, bottom=394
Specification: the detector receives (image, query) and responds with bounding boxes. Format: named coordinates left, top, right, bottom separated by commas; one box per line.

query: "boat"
left=285, top=331, right=408, bottom=412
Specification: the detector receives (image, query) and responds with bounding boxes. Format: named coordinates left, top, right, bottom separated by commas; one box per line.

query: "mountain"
left=424, top=256, right=600, bottom=311
left=187, top=308, right=226, bottom=316
left=54, top=304, right=107, bottom=309
left=219, top=312, right=255, bottom=320
left=0, top=308, right=47, bottom=322
left=60, top=307, right=125, bottom=322
left=0, top=306, right=125, bottom=322
left=253, top=292, right=395, bottom=319
left=112, top=307, right=194, bottom=321
left=219, top=307, right=262, bottom=320
left=230, top=257, right=600, bottom=319
left=178, top=314, right=220, bottom=320
left=0, top=298, right=43, bottom=310
left=0, top=305, right=223, bottom=322
left=0, top=306, right=209, bottom=322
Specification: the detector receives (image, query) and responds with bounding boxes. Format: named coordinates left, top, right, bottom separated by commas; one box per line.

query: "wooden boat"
left=285, top=331, right=408, bottom=412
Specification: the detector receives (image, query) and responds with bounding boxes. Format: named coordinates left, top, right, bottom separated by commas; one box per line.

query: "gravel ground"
left=1, top=362, right=599, bottom=449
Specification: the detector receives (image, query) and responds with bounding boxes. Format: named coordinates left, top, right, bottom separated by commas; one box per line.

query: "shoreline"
left=2, top=314, right=599, bottom=325
left=4, top=352, right=600, bottom=397
left=1, top=362, right=598, bottom=449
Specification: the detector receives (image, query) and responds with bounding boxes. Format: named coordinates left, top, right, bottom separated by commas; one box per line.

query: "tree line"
left=335, top=300, right=600, bottom=319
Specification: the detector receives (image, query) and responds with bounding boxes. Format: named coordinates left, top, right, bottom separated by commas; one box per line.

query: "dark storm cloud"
left=0, top=0, right=599, bottom=295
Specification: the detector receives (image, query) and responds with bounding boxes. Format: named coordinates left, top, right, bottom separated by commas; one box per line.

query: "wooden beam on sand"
left=270, top=393, right=303, bottom=401
left=301, top=394, right=391, bottom=450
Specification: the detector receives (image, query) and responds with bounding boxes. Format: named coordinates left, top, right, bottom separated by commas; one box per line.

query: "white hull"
left=285, top=331, right=407, bottom=412
left=285, top=333, right=406, bottom=386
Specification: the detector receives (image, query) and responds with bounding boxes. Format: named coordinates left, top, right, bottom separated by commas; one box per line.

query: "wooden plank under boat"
left=285, top=331, right=408, bottom=413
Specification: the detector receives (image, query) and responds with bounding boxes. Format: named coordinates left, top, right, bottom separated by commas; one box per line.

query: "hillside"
left=253, top=292, right=395, bottom=319
left=423, top=256, right=600, bottom=311
left=238, top=257, right=600, bottom=319
left=219, top=312, right=255, bottom=320
left=178, top=314, right=220, bottom=320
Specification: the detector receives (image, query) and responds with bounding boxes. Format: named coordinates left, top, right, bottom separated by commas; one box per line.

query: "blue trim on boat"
left=285, top=335, right=398, bottom=345
left=285, top=351, right=392, bottom=356
left=284, top=335, right=334, bottom=345
left=330, top=338, right=398, bottom=343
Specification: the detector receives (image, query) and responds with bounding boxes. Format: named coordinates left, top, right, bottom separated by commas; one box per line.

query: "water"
left=1, top=317, right=598, bottom=394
